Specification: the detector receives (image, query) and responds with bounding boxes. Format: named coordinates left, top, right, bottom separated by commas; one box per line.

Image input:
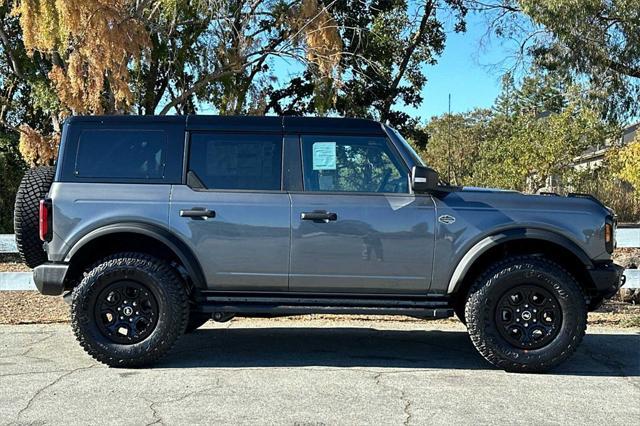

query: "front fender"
left=446, top=228, right=594, bottom=294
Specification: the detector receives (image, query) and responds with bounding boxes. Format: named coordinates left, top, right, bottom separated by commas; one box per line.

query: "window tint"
left=75, top=129, right=166, bottom=179
left=302, top=135, right=408, bottom=193
left=189, top=133, right=282, bottom=191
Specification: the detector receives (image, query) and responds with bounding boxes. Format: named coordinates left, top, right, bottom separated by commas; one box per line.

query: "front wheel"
left=71, top=253, right=189, bottom=367
left=465, top=256, right=587, bottom=373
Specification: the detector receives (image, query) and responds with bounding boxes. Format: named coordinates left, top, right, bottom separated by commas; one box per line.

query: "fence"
left=1, top=230, right=639, bottom=290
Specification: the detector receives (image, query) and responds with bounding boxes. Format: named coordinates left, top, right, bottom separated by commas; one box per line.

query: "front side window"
left=189, top=133, right=282, bottom=191
left=302, top=135, right=408, bottom=193
left=75, top=129, right=166, bottom=179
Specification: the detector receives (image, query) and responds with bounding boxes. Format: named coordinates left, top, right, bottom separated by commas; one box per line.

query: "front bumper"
left=588, top=261, right=626, bottom=299
left=33, top=263, right=69, bottom=296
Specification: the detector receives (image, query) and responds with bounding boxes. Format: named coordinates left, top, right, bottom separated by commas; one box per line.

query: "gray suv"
left=14, top=115, right=625, bottom=371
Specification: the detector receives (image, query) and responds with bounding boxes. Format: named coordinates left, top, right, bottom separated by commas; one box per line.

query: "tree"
left=609, top=136, right=640, bottom=192
left=0, top=131, right=26, bottom=233
left=419, top=108, right=492, bottom=185
left=5, top=0, right=346, bottom=165
left=419, top=71, right=612, bottom=193
left=266, top=0, right=469, bottom=145
left=470, top=0, right=640, bottom=121
left=472, top=103, right=606, bottom=192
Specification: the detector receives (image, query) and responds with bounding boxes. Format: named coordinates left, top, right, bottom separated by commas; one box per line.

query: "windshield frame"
left=383, top=125, right=426, bottom=168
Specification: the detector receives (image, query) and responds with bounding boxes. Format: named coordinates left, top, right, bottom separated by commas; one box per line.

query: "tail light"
left=604, top=217, right=615, bottom=254
left=39, top=199, right=52, bottom=242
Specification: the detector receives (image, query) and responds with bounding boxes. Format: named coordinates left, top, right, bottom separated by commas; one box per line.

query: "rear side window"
left=75, top=129, right=166, bottom=179
left=188, top=133, right=282, bottom=191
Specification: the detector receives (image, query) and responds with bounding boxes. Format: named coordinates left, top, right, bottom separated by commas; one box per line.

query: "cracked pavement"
left=0, top=319, right=638, bottom=425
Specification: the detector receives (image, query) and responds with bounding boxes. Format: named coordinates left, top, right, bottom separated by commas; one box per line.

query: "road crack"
left=13, top=364, right=95, bottom=422
left=372, top=372, right=414, bottom=425
left=142, top=382, right=221, bottom=426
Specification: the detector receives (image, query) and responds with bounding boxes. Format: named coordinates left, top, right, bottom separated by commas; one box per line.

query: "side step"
left=195, top=295, right=453, bottom=319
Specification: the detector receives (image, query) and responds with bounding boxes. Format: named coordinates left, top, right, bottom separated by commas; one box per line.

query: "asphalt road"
left=1, top=319, right=638, bottom=425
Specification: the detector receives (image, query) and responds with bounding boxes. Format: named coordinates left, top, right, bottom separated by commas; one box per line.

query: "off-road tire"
left=185, top=312, right=210, bottom=333
left=465, top=256, right=587, bottom=373
left=14, top=166, right=55, bottom=268
left=71, top=253, right=189, bottom=367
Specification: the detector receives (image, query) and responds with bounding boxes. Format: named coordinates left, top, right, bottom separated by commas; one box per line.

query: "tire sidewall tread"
left=14, top=166, right=55, bottom=268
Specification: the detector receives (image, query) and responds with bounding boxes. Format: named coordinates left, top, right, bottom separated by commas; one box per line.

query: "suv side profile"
left=15, top=115, right=624, bottom=372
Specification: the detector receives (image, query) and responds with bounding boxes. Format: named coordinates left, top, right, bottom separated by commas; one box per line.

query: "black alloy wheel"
left=95, top=281, right=159, bottom=344
left=494, top=285, right=562, bottom=350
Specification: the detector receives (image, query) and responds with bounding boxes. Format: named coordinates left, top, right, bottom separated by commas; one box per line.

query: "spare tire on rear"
left=14, top=166, right=55, bottom=268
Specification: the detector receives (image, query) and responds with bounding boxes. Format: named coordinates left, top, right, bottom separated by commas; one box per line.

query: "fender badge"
left=438, top=214, right=456, bottom=225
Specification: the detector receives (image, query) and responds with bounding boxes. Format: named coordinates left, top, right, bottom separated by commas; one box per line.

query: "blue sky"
left=406, top=12, right=512, bottom=122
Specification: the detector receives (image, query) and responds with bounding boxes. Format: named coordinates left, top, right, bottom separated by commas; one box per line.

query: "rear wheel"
left=14, top=166, right=55, bottom=268
left=465, top=256, right=587, bottom=373
left=71, top=253, right=189, bottom=367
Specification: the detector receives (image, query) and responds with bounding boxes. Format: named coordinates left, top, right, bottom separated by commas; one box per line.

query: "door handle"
left=180, top=207, right=215, bottom=219
left=301, top=211, right=337, bottom=223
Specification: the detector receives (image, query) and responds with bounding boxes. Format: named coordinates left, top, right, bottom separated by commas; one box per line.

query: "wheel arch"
left=64, top=222, right=207, bottom=290
left=448, top=228, right=597, bottom=305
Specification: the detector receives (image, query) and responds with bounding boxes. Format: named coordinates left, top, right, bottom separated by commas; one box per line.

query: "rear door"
left=170, top=131, right=291, bottom=292
left=289, top=134, right=436, bottom=294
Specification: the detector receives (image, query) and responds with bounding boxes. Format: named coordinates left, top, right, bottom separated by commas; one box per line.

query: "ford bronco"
left=14, top=115, right=625, bottom=371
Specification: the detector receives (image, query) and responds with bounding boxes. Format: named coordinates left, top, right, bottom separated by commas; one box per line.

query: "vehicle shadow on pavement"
left=157, top=326, right=640, bottom=377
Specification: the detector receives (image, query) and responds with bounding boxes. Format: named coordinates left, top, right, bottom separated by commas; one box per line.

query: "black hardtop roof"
left=66, top=115, right=384, bottom=134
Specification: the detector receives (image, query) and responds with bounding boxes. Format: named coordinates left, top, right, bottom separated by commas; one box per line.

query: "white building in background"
left=535, top=121, right=639, bottom=193
left=573, top=122, right=639, bottom=172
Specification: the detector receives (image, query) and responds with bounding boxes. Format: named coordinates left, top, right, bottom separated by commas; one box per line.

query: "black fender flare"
left=446, top=228, right=594, bottom=294
left=64, top=222, right=207, bottom=289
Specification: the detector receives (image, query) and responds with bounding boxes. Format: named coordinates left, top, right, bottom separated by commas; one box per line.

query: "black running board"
left=195, top=295, right=453, bottom=319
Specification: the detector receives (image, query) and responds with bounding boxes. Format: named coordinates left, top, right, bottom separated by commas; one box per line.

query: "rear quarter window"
left=74, top=129, right=167, bottom=179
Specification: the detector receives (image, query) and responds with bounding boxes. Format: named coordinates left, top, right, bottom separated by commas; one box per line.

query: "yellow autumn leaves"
left=13, top=0, right=148, bottom=114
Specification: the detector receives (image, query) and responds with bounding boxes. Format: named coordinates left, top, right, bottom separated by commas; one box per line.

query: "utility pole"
left=447, top=93, right=452, bottom=184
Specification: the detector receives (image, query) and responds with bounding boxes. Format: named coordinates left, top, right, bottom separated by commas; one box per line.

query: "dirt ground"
left=1, top=290, right=638, bottom=328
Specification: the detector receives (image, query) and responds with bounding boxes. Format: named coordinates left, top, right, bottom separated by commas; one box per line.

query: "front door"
left=170, top=132, right=290, bottom=292
left=289, top=134, right=436, bottom=294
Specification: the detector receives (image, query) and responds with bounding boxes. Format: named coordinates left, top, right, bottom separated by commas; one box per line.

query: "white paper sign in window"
left=312, top=142, right=337, bottom=170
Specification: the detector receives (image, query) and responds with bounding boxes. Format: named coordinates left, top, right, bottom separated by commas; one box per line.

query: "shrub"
left=0, top=132, right=27, bottom=233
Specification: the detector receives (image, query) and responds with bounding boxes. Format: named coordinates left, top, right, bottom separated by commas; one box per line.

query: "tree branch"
left=158, top=68, right=239, bottom=115
left=0, top=25, right=25, bottom=79
left=607, top=59, right=640, bottom=79
left=381, top=0, right=435, bottom=118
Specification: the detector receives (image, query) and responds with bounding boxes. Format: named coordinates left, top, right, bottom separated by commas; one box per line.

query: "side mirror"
left=411, top=166, right=439, bottom=193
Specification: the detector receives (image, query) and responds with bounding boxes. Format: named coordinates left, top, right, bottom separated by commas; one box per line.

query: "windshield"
left=386, top=126, right=426, bottom=167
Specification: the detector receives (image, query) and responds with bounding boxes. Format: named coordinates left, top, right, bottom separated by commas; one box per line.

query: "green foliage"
left=609, top=137, right=640, bottom=191
left=0, top=132, right=26, bottom=233
left=420, top=72, right=610, bottom=192
left=420, top=109, right=492, bottom=185
left=416, top=70, right=638, bottom=221
left=472, top=102, right=607, bottom=192
left=479, top=0, right=640, bottom=121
